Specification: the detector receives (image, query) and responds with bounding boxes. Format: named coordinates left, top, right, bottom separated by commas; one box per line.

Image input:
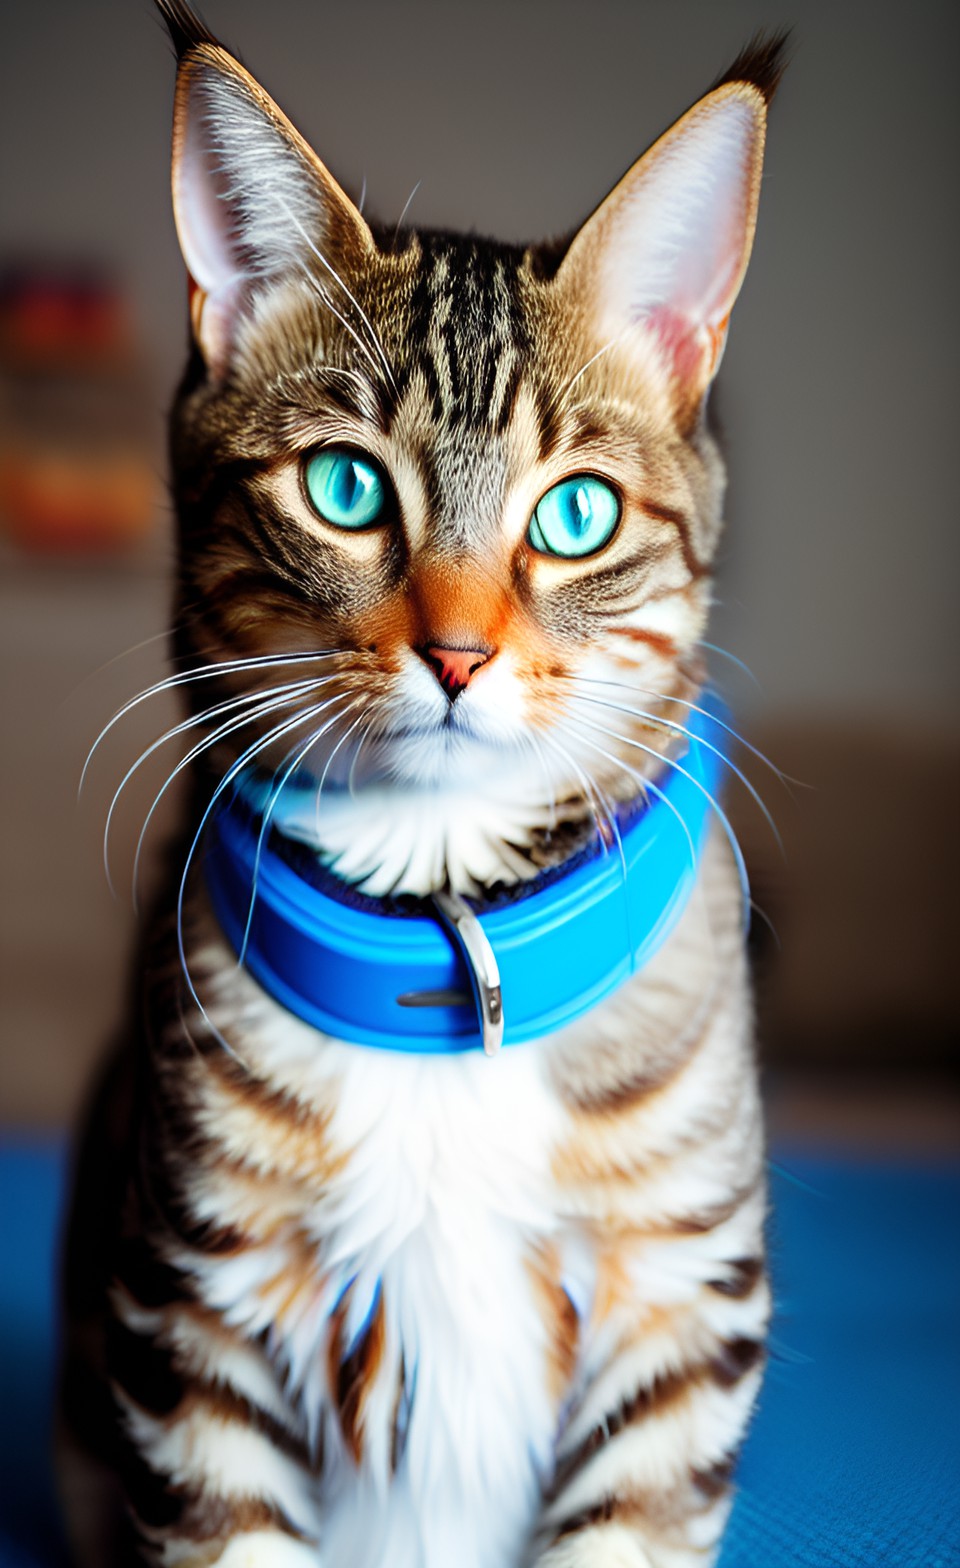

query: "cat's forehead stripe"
left=389, top=234, right=532, bottom=436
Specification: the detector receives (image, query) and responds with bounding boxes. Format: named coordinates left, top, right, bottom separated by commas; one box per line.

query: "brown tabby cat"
left=59, top=4, right=784, bottom=1565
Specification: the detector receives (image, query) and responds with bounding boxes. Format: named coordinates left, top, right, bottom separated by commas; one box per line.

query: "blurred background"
left=1, top=4, right=958, bottom=1565
left=2, top=0, right=956, bottom=1139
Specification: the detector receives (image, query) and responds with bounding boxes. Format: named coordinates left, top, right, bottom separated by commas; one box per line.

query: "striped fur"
left=60, top=9, right=783, bottom=1566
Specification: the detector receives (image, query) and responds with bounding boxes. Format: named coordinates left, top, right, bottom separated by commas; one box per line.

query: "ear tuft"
left=709, top=30, right=791, bottom=107
left=154, top=0, right=219, bottom=63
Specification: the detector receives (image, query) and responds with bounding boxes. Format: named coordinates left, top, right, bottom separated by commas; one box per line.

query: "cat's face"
left=164, top=16, right=778, bottom=893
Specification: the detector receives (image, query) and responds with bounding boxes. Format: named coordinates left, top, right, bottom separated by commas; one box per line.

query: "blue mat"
left=2, top=1138, right=958, bottom=1567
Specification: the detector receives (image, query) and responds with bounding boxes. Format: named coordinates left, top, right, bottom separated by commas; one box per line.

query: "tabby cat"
left=59, top=4, right=784, bottom=1565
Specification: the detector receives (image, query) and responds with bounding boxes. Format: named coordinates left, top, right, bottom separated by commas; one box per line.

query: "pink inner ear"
left=645, top=305, right=732, bottom=388
left=175, top=75, right=247, bottom=300
left=646, top=307, right=700, bottom=387
left=578, top=89, right=764, bottom=397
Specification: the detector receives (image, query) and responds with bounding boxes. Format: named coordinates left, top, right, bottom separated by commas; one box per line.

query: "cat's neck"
left=249, top=750, right=590, bottom=899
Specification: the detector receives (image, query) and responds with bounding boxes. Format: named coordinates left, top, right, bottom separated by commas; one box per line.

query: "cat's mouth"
left=373, top=718, right=514, bottom=788
left=254, top=708, right=518, bottom=801
left=378, top=714, right=482, bottom=742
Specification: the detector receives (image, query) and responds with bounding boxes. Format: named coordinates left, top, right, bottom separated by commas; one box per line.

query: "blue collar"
left=203, top=692, right=730, bottom=1055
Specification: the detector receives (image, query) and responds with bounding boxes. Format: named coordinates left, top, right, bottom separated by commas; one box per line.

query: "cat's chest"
left=319, top=1049, right=571, bottom=1562
left=190, top=1015, right=577, bottom=1567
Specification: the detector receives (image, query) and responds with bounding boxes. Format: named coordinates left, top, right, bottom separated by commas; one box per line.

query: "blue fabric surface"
left=1, top=1137, right=958, bottom=1567
left=0, top=1140, right=71, bottom=1567
left=719, top=1158, right=960, bottom=1568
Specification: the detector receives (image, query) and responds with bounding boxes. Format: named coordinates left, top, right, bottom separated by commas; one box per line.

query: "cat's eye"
left=527, top=475, right=620, bottom=559
left=303, top=447, right=388, bottom=530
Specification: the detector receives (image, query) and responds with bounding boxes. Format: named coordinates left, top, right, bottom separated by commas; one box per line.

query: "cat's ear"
left=157, top=0, right=373, bottom=375
left=555, top=36, right=786, bottom=418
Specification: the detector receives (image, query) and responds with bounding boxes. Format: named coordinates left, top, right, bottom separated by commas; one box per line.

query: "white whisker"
left=557, top=324, right=637, bottom=409
left=64, top=627, right=171, bottom=711
left=276, top=196, right=398, bottom=395
left=80, top=649, right=341, bottom=796
left=346, top=714, right=376, bottom=799
left=520, top=729, right=558, bottom=833
left=104, top=673, right=324, bottom=871
left=560, top=684, right=783, bottom=855
left=127, top=677, right=337, bottom=908
left=237, top=696, right=365, bottom=965
left=563, top=710, right=749, bottom=925
left=299, top=267, right=386, bottom=386
left=175, top=692, right=353, bottom=1061
left=697, top=640, right=762, bottom=688
left=312, top=706, right=372, bottom=840
left=393, top=179, right=422, bottom=243
left=535, top=727, right=634, bottom=957
left=534, top=728, right=617, bottom=860
left=564, top=673, right=796, bottom=790
left=320, top=365, right=376, bottom=394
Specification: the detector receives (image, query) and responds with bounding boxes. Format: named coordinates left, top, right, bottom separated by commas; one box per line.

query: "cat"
left=58, top=3, right=784, bottom=1565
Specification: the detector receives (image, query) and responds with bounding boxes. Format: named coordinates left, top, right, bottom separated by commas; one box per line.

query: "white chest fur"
left=317, top=1043, right=568, bottom=1568
left=185, top=973, right=575, bottom=1568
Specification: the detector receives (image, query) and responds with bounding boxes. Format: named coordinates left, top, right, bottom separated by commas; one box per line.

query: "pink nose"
left=418, top=644, right=492, bottom=700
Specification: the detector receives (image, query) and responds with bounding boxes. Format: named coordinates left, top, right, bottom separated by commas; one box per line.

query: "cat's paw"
left=533, top=1524, right=655, bottom=1568
left=201, top=1532, right=321, bottom=1568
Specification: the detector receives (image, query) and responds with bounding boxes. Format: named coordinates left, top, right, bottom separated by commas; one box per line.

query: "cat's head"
left=159, top=1, right=783, bottom=896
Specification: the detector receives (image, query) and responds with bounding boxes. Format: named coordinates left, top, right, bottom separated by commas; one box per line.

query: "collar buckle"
left=431, top=891, right=504, bottom=1056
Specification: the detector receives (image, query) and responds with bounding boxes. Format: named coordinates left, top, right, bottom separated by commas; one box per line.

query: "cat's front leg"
left=103, top=1272, right=327, bottom=1568
left=530, top=1249, right=770, bottom=1568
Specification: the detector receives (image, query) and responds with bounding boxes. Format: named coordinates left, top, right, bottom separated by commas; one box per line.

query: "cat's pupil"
left=338, top=462, right=364, bottom=511
left=568, top=485, right=592, bottom=535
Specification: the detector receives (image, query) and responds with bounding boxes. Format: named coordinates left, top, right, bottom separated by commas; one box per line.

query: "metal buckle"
left=430, top=890, right=504, bottom=1056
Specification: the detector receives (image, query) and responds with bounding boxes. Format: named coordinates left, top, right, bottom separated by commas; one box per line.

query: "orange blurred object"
left=0, top=262, right=157, bottom=552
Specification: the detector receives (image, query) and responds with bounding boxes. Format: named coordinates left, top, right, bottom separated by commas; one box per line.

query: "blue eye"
left=527, top=475, right=620, bottom=558
left=304, top=448, right=387, bottom=529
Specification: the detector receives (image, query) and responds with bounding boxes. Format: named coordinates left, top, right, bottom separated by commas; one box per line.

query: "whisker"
left=65, top=582, right=248, bottom=713
left=520, top=729, right=558, bottom=833
left=563, top=711, right=749, bottom=925
left=319, top=365, right=377, bottom=395
left=64, top=626, right=171, bottom=711
left=393, top=179, right=422, bottom=245
left=697, top=640, right=762, bottom=689
left=561, top=721, right=696, bottom=978
left=557, top=324, right=637, bottom=409
left=105, top=673, right=325, bottom=867
left=277, top=197, right=399, bottom=395
left=563, top=673, right=796, bottom=790
left=536, top=726, right=636, bottom=959
left=560, top=685, right=783, bottom=856
left=80, top=649, right=342, bottom=796
left=313, top=706, right=370, bottom=838
left=127, top=677, right=337, bottom=908
left=534, top=727, right=618, bottom=860
left=237, top=697, right=365, bottom=966
left=346, top=713, right=374, bottom=799
left=565, top=719, right=698, bottom=879
left=174, top=693, right=353, bottom=1061
left=299, top=267, right=386, bottom=387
